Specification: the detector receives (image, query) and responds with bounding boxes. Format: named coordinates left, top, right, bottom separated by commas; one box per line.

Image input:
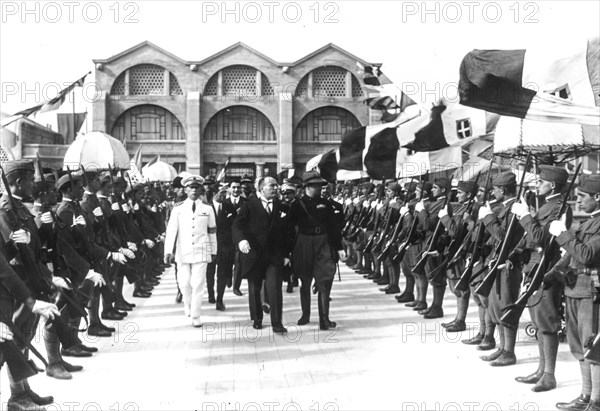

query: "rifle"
left=341, top=206, right=358, bottom=238
left=475, top=152, right=532, bottom=298
left=346, top=199, right=368, bottom=241
left=377, top=179, right=417, bottom=261
left=393, top=171, right=429, bottom=263
left=362, top=178, right=387, bottom=253
left=412, top=173, right=455, bottom=277
left=500, top=162, right=580, bottom=329
left=0, top=164, right=53, bottom=298
left=454, top=165, right=495, bottom=293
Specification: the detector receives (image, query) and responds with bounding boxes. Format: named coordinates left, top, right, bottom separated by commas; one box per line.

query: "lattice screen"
left=313, top=67, right=346, bottom=97
left=169, top=73, right=183, bottom=95
left=295, top=77, right=308, bottom=98
left=111, top=75, right=126, bottom=95
left=129, top=64, right=164, bottom=95
left=223, top=65, right=258, bottom=96
left=261, top=73, right=274, bottom=96
left=204, top=76, right=218, bottom=96
left=351, top=75, right=364, bottom=97
left=0, top=147, right=10, bottom=194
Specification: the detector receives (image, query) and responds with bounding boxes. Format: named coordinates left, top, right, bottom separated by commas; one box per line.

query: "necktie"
left=266, top=201, right=272, bottom=216
left=192, top=201, right=196, bottom=213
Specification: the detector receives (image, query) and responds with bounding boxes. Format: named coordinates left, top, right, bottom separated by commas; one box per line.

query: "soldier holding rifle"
left=545, top=175, right=600, bottom=411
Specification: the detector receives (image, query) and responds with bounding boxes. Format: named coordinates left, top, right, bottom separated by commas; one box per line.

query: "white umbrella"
left=142, top=161, right=177, bottom=182
left=63, top=131, right=129, bottom=171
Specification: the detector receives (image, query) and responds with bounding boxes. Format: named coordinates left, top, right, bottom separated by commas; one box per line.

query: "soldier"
left=548, top=174, right=600, bottom=411
left=394, top=181, right=418, bottom=303
left=164, top=175, right=217, bottom=327
left=225, top=180, right=246, bottom=297
left=280, top=182, right=298, bottom=294
left=510, top=165, right=572, bottom=391
left=415, top=177, right=451, bottom=319
left=438, top=180, right=479, bottom=332
left=477, top=171, right=524, bottom=366
left=290, top=172, right=346, bottom=330
left=240, top=174, right=255, bottom=199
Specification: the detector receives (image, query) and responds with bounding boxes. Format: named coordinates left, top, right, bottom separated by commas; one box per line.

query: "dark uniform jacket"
left=289, top=195, right=343, bottom=253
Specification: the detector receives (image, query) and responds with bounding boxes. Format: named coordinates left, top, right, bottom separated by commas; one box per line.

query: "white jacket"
left=164, top=198, right=217, bottom=264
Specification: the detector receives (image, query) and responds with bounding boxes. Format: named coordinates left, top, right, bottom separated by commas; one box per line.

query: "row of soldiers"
left=339, top=167, right=600, bottom=411
left=0, top=159, right=169, bottom=411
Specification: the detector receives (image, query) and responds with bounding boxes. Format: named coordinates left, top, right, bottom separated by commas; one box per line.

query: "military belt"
left=574, top=268, right=599, bottom=276
left=299, top=226, right=326, bottom=236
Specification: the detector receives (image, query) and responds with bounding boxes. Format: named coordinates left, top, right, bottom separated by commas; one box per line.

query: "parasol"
left=63, top=131, right=129, bottom=171
left=142, top=161, right=177, bottom=182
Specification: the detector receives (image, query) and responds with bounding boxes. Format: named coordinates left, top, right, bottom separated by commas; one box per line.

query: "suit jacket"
left=164, top=198, right=217, bottom=264
left=232, top=196, right=290, bottom=279
left=211, top=200, right=236, bottom=252
left=224, top=196, right=247, bottom=215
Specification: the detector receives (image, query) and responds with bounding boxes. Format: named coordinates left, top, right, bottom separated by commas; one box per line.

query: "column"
left=186, top=91, right=201, bottom=175
left=278, top=92, right=293, bottom=172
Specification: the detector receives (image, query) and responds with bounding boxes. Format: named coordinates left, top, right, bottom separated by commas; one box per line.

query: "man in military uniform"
left=164, top=175, right=217, bottom=327
left=477, top=171, right=524, bottom=366
left=415, top=177, right=451, bottom=319
left=548, top=174, right=600, bottom=411
left=438, top=180, right=479, bottom=332
left=289, top=172, right=346, bottom=330
left=511, top=165, right=572, bottom=391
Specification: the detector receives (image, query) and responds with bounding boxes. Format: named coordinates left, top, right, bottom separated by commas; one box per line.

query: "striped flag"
left=216, top=158, right=230, bottom=182
left=459, top=37, right=600, bottom=125
left=15, top=72, right=91, bottom=117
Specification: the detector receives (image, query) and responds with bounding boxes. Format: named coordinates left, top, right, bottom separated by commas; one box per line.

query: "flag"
left=15, top=72, right=91, bottom=117
left=216, top=159, right=230, bottom=182
left=459, top=37, right=600, bottom=125
left=34, top=153, right=44, bottom=182
left=57, top=113, right=87, bottom=143
left=145, top=155, right=159, bottom=168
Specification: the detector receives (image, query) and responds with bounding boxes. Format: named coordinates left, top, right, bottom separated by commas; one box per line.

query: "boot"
left=556, top=395, right=590, bottom=411
left=7, top=393, right=47, bottom=411
left=532, top=372, right=557, bottom=392
left=395, top=292, right=415, bottom=303
left=44, top=326, right=73, bottom=380
left=462, top=333, right=484, bottom=345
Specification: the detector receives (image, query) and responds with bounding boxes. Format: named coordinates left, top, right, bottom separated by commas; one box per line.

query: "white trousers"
left=177, top=262, right=208, bottom=320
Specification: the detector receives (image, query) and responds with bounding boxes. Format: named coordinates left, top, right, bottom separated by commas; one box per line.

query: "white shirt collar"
left=591, top=209, right=600, bottom=218
left=12, top=194, right=23, bottom=200
left=546, top=193, right=561, bottom=201
left=84, top=190, right=93, bottom=195
left=62, top=197, right=73, bottom=202
left=97, top=194, right=108, bottom=199
left=258, top=194, right=272, bottom=204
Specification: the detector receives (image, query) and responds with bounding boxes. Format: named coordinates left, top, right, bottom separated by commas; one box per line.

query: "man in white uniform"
left=164, top=175, right=217, bottom=327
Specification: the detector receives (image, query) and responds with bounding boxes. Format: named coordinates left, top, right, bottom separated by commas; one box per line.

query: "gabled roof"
left=284, top=43, right=379, bottom=67
left=92, top=41, right=188, bottom=65
left=189, top=42, right=280, bottom=66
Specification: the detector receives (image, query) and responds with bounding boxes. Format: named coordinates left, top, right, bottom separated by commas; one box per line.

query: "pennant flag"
left=145, top=155, right=159, bottom=168
left=15, top=72, right=91, bottom=117
left=459, top=37, right=600, bottom=125
left=57, top=113, right=87, bottom=143
left=34, top=153, right=45, bottom=182
left=216, top=158, right=230, bottom=182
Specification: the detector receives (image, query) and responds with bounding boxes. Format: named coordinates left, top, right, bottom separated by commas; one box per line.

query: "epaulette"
left=174, top=201, right=184, bottom=207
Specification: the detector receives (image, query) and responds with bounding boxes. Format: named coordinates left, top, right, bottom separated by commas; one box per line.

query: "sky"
left=1, top=0, right=599, bottom=116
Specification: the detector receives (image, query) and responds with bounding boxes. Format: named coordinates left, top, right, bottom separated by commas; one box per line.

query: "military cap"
left=539, top=165, right=568, bottom=185
left=55, top=174, right=83, bottom=190
left=457, top=181, right=477, bottom=194
left=43, top=173, right=56, bottom=183
left=182, top=175, right=205, bottom=187
left=131, top=182, right=146, bottom=191
left=172, top=176, right=183, bottom=189
left=240, top=174, right=253, bottom=184
left=579, top=174, right=600, bottom=195
left=285, top=175, right=303, bottom=188
left=417, top=182, right=433, bottom=193
left=303, top=171, right=327, bottom=186
left=492, top=171, right=516, bottom=187
left=2, top=160, right=34, bottom=176
left=433, top=177, right=451, bottom=191
left=386, top=182, right=401, bottom=191
left=203, top=175, right=215, bottom=186
left=99, top=172, right=112, bottom=185
left=33, top=180, right=54, bottom=195
left=281, top=183, right=296, bottom=193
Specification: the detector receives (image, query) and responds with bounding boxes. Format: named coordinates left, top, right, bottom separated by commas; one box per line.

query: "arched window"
left=294, top=107, right=361, bottom=142
left=111, top=105, right=184, bottom=141
left=203, top=65, right=274, bottom=97
left=111, top=64, right=183, bottom=96
left=204, top=106, right=276, bottom=141
left=294, top=66, right=364, bottom=98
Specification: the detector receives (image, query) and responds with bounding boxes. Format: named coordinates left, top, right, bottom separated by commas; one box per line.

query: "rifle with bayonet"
left=501, top=162, right=581, bottom=329
left=454, top=164, right=495, bottom=292
left=362, top=178, right=387, bottom=253
left=392, top=172, right=429, bottom=263
left=475, top=151, right=532, bottom=298
left=412, top=173, right=455, bottom=277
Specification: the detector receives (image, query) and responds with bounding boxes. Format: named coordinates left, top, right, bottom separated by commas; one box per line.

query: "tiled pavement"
left=1, top=265, right=581, bottom=411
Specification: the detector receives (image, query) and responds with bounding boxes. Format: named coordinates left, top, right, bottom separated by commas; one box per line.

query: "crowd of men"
left=1, top=157, right=599, bottom=411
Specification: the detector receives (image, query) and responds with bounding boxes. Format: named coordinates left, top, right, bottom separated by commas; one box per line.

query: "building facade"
left=92, top=41, right=382, bottom=179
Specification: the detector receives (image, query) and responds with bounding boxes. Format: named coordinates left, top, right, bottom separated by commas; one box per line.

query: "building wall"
left=93, top=42, right=374, bottom=176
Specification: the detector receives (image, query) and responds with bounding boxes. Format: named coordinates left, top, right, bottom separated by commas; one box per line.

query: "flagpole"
left=72, top=89, right=76, bottom=143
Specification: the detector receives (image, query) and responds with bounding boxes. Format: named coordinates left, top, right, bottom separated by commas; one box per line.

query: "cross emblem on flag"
left=456, top=118, right=472, bottom=139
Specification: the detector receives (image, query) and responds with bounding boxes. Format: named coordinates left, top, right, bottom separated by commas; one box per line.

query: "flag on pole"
left=459, top=37, right=600, bottom=125
left=15, top=72, right=91, bottom=117
left=216, top=158, right=230, bottom=182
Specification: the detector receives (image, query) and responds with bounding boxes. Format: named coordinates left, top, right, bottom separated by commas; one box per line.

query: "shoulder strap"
left=299, top=198, right=320, bottom=225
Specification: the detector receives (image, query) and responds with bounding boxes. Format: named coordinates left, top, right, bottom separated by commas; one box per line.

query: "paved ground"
left=1, top=264, right=582, bottom=411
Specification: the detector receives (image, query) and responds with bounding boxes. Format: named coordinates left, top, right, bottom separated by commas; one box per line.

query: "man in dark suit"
left=232, top=176, right=290, bottom=333
left=208, top=186, right=236, bottom=311
left=225, top=180, right=247, bottom=296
